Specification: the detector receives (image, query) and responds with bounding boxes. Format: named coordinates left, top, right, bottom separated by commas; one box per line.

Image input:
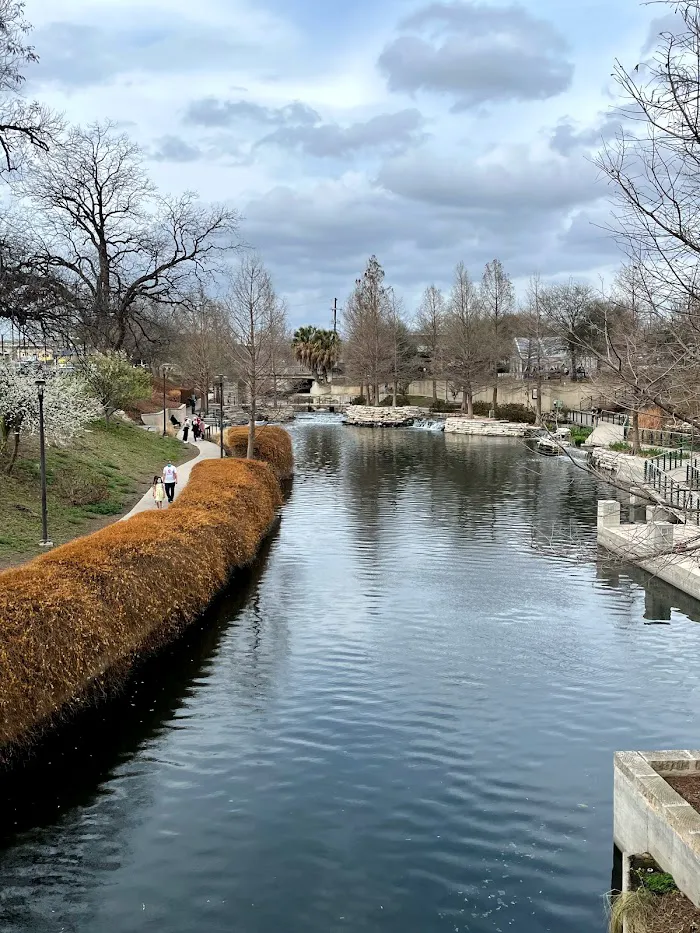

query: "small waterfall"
left=412, top=419, right=446, bottom=432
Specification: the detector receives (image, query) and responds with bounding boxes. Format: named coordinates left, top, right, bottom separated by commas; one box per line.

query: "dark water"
left=2, top=422, right=700, bottom=933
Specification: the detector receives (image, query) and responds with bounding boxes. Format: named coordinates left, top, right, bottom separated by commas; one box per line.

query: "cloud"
left=377, top=145, right=602, bottom=213
left=549, top=116, right=620, bottom=156
left=258, top=109, right=427, bottom=157
left=183, top=96, right=426, bottom=157
left=184, top=98, right=320, bottom=128
left=377, top=1, right=573, bottom=110
left=151, top=135, right=202, bottom=162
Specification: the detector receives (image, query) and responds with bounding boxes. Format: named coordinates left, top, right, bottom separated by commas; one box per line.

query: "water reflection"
left=1, top=423, right=700, bottom=933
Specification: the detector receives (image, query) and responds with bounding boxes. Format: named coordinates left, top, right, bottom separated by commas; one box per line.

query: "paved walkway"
left=120, top=438, right=222, bottom=521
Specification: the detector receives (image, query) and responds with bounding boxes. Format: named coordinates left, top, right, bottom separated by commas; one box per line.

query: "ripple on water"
left=1, top=426, right=700, bottom=933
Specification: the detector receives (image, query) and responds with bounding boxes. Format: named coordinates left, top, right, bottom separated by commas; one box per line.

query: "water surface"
left=2, top=423, right=700, bottom=933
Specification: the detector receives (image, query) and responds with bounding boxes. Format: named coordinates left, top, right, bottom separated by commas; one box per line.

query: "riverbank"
left=0, top=421, right=191, bottom=568
left=0, top=427, right=293, bottom=757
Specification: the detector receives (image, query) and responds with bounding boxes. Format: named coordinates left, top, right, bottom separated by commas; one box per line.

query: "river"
left=1, top=420, right=700, bottom=933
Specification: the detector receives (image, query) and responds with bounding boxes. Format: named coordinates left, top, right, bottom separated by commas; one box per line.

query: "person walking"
left=182, top=418, right=191, bottom=442
left=192, top=417, right=201, bottom=442
left=162, top=461, right=178, bottom=503
left=151, top=476, right=166, bottom=509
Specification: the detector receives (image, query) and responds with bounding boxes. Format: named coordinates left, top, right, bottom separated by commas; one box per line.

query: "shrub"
left=222, top=425, right=294, bottom=480
left=430, top=398, right=460, bottom=413
left=639, top=871, right=677, bottom=895
left=0, top=432, right=291, bottom=753
left=379, top=395, right=411, bottom=407
left=471, top=401, right=491, bottom=416
left=468, top=401, right=536, bottom=423
left=51, top=468, right=111, bottom=507
left=350, top=395, right=366, bottom=405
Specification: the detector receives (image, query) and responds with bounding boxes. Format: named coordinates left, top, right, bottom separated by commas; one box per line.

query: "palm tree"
left=292, top=326, right=341, bottom=383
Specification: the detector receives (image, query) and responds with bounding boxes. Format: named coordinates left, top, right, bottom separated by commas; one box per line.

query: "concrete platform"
left=614, top=750, right=700, bottom=907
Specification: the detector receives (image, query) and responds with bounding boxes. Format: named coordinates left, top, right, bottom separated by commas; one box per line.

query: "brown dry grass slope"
left=0, top=432, right=293, bottom=754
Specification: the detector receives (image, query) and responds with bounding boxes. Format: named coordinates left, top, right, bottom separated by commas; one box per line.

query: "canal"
left=2, top=421, right=700, bottom=932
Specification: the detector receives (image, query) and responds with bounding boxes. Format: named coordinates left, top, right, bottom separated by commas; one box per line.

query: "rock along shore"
left=344, top=405, right=433, bottom=427
left=444, top=417, right=536, bottom=437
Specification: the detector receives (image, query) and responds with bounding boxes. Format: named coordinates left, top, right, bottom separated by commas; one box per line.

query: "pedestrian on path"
left=192, top=417, right=201, bottom=442
left=162, top=461, right=178, bottom=503
left=182, top=418, right=191, bottom=442
left=152, top=476, right=166, bottom=509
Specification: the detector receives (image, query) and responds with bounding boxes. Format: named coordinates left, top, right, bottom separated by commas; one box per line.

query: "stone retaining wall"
left=344, top=405, right=429, bottom=427
left=444, top=417, right=532, bottom=437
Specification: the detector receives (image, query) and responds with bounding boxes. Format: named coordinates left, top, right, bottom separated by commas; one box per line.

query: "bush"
left=51, top=468, right=111, bottom=507
left=469, top=401, right=536, bottom=423
left=0, top=432, right=292, bottom=753
left=639, top=871, right=677, bottom=895
left=350, top=395, right=366, bottom=405
left=471, top=401, right=491, bottom=416
left=222, top=425, right=294, bottom=480
left=379, top=395, right=411, bottom=407
left=430, top=398, right=460, bottom=412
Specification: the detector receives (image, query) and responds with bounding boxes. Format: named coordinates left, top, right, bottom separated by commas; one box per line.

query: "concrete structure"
left=444, top=417, right=535, bottom=438
left=597, top=500, right=700, bottom=602
left=141, top=404, right=188, bottom=431
left=614, top=750, right=700, bottom=907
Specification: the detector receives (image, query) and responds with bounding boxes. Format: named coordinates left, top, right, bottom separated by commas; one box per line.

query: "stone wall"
left=444, top=417, right=533, bottom=437
left=344, top=405, right=430, bottom=427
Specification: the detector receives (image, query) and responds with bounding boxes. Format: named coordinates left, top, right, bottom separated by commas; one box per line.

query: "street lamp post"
left=36, top=378, right=52, bottom=547
left=162, top=365, right=170, bottom=437
left=218, top=374, right=225, bottom=458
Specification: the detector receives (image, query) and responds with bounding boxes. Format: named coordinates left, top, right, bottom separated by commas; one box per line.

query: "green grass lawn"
left=0, top=421, right=192, bottom=565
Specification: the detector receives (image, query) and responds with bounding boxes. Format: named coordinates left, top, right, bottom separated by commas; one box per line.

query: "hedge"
left=470, top=401, right=536, bottom=423
left=0, top=434, right=292, bottom=755
left=222, top=425, right=294, bottom=480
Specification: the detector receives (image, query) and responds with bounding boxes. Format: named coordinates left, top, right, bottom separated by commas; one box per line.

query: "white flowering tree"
left=0, top=365, right=102, bottom=473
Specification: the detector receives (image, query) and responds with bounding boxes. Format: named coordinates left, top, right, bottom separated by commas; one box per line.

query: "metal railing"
left=687, top=463, right=700, bottom=490
left=647, top=448, right=689, bottom=472
left=644, top=462, right=700, bottom=524
left=569, top=409, right=629, bottom=427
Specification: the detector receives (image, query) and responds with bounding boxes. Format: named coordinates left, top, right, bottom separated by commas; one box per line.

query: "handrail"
left=647, top=448, right=689, bottom=472
left=644, top=462, right=700, bottom=524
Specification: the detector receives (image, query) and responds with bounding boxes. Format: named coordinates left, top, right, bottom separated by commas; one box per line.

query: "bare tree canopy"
left=481, top=258, right=514, bottom=409
left=0, top=0, right=59, bottom=173
left=415, top=284, right=445, bottom=401
left=343, top=255, right=394, bottom=405
left=443, top=262, right=489, bottom=416
left=597, top=0, right=700, bottom=312
left=225, top=255, right=285, bottom=457
left=12, top=121, right=241, bottom=352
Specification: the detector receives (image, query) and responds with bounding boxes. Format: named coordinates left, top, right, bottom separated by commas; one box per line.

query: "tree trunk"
left=467, top=391, right=473, bottom=418
left=392, top=380, right=398, bottom=407
left=360, top=382, right=364, bottom=403
left=374, top=382, right=379, bottom=406
left=5, top=431, right=20, bottom=474
left=432, top=379, right=437, bottom=401
left=247, top=382, right=256, bottom=459
left=630, top=406, right=641, bottom=455
left=535, top=372, right=543, bottom=426
left=492, top=382, right=498, bottom=413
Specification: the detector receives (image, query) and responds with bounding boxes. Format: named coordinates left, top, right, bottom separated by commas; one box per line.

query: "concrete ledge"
left=614, top=750, right=700, bottom=907
left=444, top=417, right=532, bottom=437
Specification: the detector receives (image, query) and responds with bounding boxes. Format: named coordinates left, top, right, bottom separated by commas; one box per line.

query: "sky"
left=20, top=0, right=669, bottom=328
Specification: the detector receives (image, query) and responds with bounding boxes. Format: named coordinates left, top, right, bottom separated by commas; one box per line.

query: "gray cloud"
left=151, top=135, right=202, bottom=163
left=183, top=97, right=426, bottom=157
left=31, top=19, right=250, bottom=88
left=549, top=116, right=620, bottom=156
left=377, top=147, right=602, bottom=213
left=184, top=98, right=320, bottom=128
left=378, top=1, right=573, bottom=110
left=258, top=109, right=426, bottom=157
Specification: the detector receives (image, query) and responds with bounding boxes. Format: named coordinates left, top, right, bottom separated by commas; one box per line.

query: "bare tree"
left=444, top=262, right=489, bottom=416
left=387, top=290, right=418, bottom=405
left=343, top=255, right=393, bottom=404
left=14, top=121, right=240, bottom=353
left=481, top=258, right=514, bottom=410
left=172, top=289, right=229, bottom=415
left=0, top=1, right=59, bottom=174
left=225, top=255, right=284, bottom=458
left=541, top=279, right=598, bottom=380
left=522, top=275, right=547, bottom=425
left=415, top=284, right=445, bottom=401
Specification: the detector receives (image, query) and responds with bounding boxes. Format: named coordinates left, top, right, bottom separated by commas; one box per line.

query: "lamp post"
left=218, top=374, right=225, bottom=458
left=36, top=378, right=52, bottom=547
left=161, top=365, right=170, bottom=436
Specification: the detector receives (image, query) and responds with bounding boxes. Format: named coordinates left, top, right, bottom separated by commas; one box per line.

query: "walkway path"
left=120, top=438, right=222, bottom=521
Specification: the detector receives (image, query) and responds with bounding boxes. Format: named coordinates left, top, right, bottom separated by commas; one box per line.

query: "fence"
left=569, top=410, right=629, bottom=428
left=644, top=462, right=700, bottom=524
left=647, top=448, right=689, bottom=472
